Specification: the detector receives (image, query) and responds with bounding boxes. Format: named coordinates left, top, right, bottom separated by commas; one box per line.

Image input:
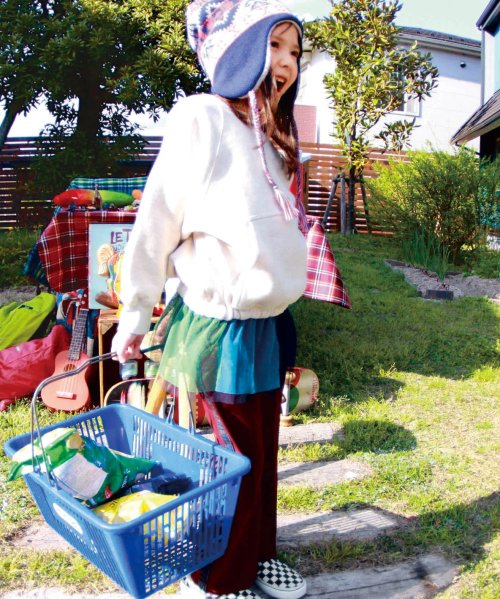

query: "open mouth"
left=275, top=78, right=286, bottom=93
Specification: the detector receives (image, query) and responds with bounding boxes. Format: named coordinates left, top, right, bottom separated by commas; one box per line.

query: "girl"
left=112, top=1, right=308, bottom=597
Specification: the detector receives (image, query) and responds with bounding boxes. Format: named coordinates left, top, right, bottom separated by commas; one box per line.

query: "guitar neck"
left=68, top=308, right=89, bottom=361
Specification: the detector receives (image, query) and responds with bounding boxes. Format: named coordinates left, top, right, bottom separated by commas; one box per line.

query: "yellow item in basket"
left=92, top=490, right=177, bottom=523
left=93, top=490, right=189, bottom=543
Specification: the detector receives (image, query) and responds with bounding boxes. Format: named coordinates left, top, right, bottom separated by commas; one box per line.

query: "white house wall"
left=297, top=44, right=481, bottom=151
left=482, top=28, right=498, bottom=101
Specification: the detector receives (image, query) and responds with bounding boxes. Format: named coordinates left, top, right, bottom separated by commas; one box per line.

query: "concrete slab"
left=0, top=590, right=132, bottom=599
left=279, top=422, right=343, bottom=448
left=277, top=508, right=401, bottom=546
left=303, top=553, right=457, bottom=598
left=10, top=521, right=72, bottom=551
left=199, top=421, right=343, bottom=448
left=14, top=504, right=399, bottom=554
left=278, top=459, right=372, bottom=487
left=0, top=554, right=457, bottom=598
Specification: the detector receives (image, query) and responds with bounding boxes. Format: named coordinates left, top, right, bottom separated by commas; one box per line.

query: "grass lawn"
left=0, top=232, right=499, bottom=597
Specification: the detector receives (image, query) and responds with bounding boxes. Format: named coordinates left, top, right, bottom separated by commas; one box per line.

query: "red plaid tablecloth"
left=37, top=210, right=136, bottom=293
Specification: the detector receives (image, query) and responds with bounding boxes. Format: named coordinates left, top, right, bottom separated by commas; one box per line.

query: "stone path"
left=297, top=553, right=457, bottom=599
left=278, top=422, right=343, bottom=447
left=4, top=422, right=458, bottom=598
left=384, top=259, right=500, bottom=302
left=199, top=421, right=344, bottom=447
left=0, top=553, right=458, bottom=599
left=278, top=507, right=401, bottom=546
left=278, top=459, right=370, bottom=487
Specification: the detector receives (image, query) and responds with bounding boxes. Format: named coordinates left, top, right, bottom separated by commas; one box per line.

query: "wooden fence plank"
left=0, top=137, right=403, bottom=231
left=302, top=142, right=406, bottom=231
left=0, top=137, right=163, bottom=229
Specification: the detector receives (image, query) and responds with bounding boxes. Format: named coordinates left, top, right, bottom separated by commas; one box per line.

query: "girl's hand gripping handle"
left=111, top=329, right=145, bottom=363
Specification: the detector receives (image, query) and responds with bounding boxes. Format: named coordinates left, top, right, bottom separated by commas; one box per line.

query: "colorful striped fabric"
left=68, top=177, right=148, bottom=195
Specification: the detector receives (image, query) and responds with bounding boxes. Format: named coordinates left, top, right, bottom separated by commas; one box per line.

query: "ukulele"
left=41, top=295, right=92, bottom=412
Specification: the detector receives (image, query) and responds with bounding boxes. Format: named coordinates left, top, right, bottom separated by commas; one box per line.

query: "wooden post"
left=348, top=171, right=356, bottom=233
left=322, top=176, right=339, bottom=230
left=340, top=173, right=347, bottom=235
left=360, top=177, right=372, bottom=234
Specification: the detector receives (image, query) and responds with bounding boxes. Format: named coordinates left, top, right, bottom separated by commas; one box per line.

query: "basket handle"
left=31, top=345, right=163, bottom=487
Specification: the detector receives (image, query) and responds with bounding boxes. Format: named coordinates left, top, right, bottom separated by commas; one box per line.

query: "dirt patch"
left=385, top=260, right=500, bottom=303
left=0, top=286, right=39, bottom=306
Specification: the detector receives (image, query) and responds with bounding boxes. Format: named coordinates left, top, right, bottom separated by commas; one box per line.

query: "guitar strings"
left=60, top=301, right=86, bottom=403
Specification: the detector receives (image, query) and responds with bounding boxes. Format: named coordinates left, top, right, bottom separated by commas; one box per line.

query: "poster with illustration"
left=88, top=223, right=134, bottom=309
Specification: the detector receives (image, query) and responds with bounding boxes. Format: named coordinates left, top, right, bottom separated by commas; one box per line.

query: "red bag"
left=303, top=218, right=351, bottom=308
left=0, top=324, right=70, bottom=411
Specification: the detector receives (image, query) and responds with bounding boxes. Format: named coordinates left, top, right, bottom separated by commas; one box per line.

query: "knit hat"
left=186, top=0, right=303, bottom=99
left=186, top=0, right=308, bottom=228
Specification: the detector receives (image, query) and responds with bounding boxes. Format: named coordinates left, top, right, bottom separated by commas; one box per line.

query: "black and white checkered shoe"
left=180, top=574, right=264, bottom=598
left=255, top=559, right=307, bottom=599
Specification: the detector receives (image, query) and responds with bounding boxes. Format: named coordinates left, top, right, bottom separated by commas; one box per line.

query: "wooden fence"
left=302, top=142, right=406, bottom=232
left=0, top=137, right=405, bottom=231
left=0, top=137, right=162, bottom=230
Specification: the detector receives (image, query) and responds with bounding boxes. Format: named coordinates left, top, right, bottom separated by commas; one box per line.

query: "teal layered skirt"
left=156, top=295, right=280, bottom=400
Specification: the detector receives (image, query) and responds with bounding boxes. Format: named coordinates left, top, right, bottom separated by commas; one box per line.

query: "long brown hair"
left=224, top=72, right=299, bottom=176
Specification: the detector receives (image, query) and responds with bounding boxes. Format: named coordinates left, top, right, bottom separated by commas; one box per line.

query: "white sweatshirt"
left=118, top=93, right=307, bottom=335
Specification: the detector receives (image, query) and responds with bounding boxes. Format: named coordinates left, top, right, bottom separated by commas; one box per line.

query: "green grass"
left=0, top=232, right=499, bottom=596
left=460, top=245, right=500, bottom=279
left=0, top=228, right=39, bottom=287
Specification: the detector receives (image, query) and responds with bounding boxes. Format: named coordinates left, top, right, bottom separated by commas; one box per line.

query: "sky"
left=2, top=0, right=491, bottom=136
left=285, top=0, right=488, bottom=40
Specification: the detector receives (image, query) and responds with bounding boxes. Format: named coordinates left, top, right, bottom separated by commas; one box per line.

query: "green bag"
left=8, top=427, right=158, bottom=507
left=0, top=292, right=56, bottom=350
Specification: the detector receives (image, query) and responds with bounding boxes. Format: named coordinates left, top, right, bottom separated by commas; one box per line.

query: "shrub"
left=367, top=147, right=499, bottom=263
left=402, top=227, right=450, bottom=280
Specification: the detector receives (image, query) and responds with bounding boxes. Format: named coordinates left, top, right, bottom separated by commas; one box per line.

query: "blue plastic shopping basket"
left=4, top=352, right=250, bottom=598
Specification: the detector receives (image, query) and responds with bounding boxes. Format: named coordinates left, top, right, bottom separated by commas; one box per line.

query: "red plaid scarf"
left=295, top=181, right=351, bottom=308
left=303, top=218, right=351, bottom=308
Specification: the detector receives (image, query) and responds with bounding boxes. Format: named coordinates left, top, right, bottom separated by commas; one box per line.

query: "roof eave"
left=451, top=117, right=500, bottom=145
left=477, top=0, right=500, bottom=30
left=398, top=33, right=480, bottom=56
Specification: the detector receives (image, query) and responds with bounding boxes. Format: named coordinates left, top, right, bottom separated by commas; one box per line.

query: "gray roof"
left=477, top=0, right=500, bottom=30
left=398, top=27, right=480, bottom=55
left=450, top=89, right=500, bottom=144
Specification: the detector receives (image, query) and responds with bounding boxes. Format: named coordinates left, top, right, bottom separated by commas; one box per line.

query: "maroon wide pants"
left=191, top=388, right=282, bottom=595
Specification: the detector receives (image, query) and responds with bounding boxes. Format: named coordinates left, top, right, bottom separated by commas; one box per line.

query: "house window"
left=394, top=95, right=420, bottom=116
left=392, top=66, right=421, bottom=116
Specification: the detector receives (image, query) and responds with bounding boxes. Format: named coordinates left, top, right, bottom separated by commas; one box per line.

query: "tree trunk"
left=0, top=103, right=21, bottom=150
left=75, top=85, right=103, bottom=140
left=348, top=166, right=356, bottom=234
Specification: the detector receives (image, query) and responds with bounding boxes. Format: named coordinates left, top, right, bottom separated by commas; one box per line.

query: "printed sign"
left=88, top=223, right=133, bottom=309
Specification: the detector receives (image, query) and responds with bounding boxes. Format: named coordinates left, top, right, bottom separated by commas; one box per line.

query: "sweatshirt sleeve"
left=117, top=95, right=224, bottom=334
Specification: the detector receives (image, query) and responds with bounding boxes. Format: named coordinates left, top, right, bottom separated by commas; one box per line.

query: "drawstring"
left=291, top=118, right=310, bottom=235
left=291, top=117, right=310, bottom=235
left=248, top=90, right=298, bottom=222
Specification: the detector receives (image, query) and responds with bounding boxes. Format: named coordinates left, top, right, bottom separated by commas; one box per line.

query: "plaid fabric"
left=37, top=210, right=136, bottom=293
left=68, top=176, right=148, bottom=194
left=22, top=244, right=50, bottom=286
left=303, top=218, right=351, bottom=308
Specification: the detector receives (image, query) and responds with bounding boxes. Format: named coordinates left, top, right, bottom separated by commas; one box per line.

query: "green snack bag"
left=8, top=427, right=158, bottom=507
left=7, top=428, right=80, bottom=480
